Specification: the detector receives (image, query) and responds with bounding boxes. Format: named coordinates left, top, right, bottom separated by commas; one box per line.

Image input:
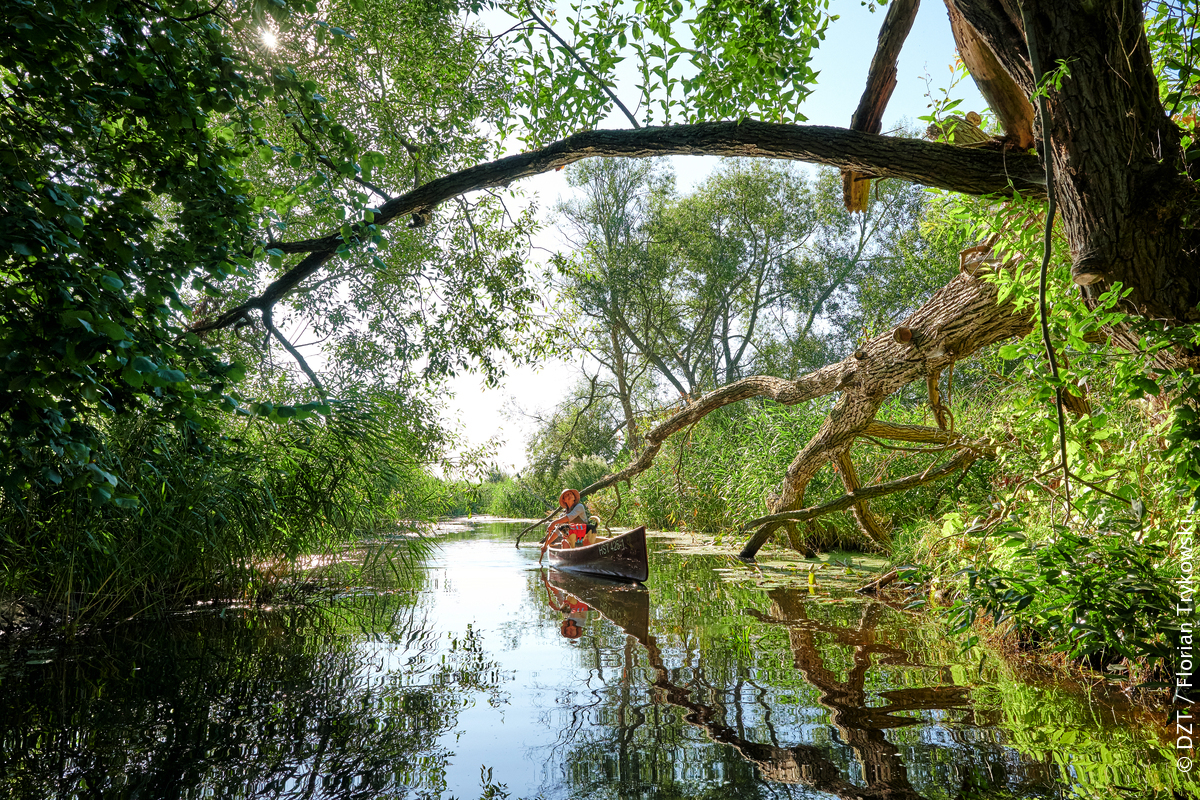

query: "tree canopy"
left=4, top=0, right=1198, bottom=525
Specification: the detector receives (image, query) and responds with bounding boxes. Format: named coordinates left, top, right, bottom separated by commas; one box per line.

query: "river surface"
left=0, top=521, right=1190, bottom=799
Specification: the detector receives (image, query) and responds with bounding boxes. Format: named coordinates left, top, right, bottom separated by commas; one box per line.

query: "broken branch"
left=739, top=447, right=986, bottom=532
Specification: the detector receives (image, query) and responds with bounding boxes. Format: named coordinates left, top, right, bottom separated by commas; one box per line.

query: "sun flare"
left=261, top=30, right=277, bottom=49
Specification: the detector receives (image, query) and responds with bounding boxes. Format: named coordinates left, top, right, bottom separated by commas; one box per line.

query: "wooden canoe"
left=547, top=525, right=649, bottom=583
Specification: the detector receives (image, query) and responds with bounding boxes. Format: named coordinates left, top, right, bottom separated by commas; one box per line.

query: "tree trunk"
left=608, top=315, right=640, bottom=452
left=951, top=0, right=1200, bottom=328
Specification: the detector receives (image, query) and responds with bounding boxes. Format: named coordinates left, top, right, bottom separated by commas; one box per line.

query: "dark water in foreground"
left=0, top=521, right=1190, bottom=799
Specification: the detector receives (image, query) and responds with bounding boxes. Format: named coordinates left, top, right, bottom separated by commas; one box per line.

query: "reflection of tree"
left=543, top=571, right=1055, bottom=799
left=0, top=598, right=509, bottom=799
left=639, top=604, right=924, bottom=797
left=736, top=592, right=963, bottom=796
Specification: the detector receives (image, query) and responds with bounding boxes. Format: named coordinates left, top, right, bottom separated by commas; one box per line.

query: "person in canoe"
left=541, top=488, right=595, bottom=552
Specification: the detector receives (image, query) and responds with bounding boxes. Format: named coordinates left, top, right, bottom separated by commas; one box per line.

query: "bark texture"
left=951, top=0, right=1200, bottom=326
left=581, top=254, right=1033, bottom=558
left=741, top=265, right=1031, bottom=557
left=843, top=0, right=921, bottom=212
left=945, top=1, right=1034, bottom=149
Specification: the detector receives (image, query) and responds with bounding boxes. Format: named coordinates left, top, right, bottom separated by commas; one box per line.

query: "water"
left=0, top=521, right=1190, bottom=799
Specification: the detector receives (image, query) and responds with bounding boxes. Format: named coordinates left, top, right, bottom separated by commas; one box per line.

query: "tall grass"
left=595, top=391, right=995, bottom=551
left=0, top=393, right=449, bottom=630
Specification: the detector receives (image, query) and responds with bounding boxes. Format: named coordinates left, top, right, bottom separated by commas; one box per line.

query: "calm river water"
left=0, top=521, right=1191, bottom=799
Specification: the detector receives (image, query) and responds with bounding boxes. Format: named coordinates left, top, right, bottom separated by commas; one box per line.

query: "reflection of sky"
left=415, top=533, right=593, bottom=798
left=344, top=523, right=1175, bottom=800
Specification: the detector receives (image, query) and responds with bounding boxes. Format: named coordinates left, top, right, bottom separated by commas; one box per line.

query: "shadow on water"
left=0, top=520, right=1191, bottom=799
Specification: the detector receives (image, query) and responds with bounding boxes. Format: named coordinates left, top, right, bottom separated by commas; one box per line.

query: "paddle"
left=516, top=512, right=556, bottom=549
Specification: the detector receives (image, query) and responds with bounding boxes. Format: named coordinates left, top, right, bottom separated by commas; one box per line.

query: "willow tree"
left=11, top=0, right=1197, bottom=554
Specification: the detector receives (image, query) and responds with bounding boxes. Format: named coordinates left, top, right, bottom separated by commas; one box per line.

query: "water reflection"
left=0, top=522, right=1187, bottom=800
left=535, top=561, right=1176, bottom=800
left=540, top=570, right=940, bottom=797
left=0, top=595, right=506, bottom=799
left=542, top=572, right=594, bottom=640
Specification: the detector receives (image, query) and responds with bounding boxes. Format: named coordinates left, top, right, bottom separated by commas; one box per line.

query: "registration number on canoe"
left=598, top=539, right=626, bottom=556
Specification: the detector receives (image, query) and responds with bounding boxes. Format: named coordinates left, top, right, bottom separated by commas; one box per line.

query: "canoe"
left=547, top=525, right=649, bottom=583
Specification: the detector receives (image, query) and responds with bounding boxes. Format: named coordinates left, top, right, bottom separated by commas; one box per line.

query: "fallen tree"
left=577, top=247, right=1032, bottom=557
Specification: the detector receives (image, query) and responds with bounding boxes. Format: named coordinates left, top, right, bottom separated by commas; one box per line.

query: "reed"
left=0, top=393, right=447, bottom=631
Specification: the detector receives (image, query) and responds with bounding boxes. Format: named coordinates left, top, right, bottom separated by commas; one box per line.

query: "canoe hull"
left=547, top=525, right=649, bottom=583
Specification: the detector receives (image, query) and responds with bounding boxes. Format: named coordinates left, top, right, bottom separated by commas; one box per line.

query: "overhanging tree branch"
left=192, top=122, right=1044, bottom=335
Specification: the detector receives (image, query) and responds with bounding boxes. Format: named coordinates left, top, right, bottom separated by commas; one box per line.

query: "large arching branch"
left=579, top=364, right=851, bottom=500
left=192, top=122, right=1044, bottom=334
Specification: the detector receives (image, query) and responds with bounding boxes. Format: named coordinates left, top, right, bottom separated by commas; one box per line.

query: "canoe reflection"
left=542, top=570, right=980, bottom=798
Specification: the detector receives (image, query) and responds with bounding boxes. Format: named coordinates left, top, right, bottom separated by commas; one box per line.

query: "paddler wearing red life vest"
left=541, top=488, right=594, bottom=552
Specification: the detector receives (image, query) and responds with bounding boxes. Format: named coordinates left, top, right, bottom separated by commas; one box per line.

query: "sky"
left=442, top=0, right=988, bottom=475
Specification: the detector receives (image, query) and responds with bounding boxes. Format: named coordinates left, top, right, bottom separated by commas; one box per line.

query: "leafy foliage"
left=0, top=0, right=542, bottom=623
left=1, top=0, right=265, bottom=501
left=231, top=0, right=542, bottom=390
left=889, top=184, right=1194, bottom=679
left=1146, top=0, right=1200, bottom=136
left=945, top=522, right=1177, bottom=677
left=552, top=158, right=955, bottom=411
left=501, top=0, right=833, bottom=143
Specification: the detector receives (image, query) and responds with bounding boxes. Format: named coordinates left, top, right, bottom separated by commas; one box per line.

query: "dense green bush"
left=888, top=197, right=1193, bottom=678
